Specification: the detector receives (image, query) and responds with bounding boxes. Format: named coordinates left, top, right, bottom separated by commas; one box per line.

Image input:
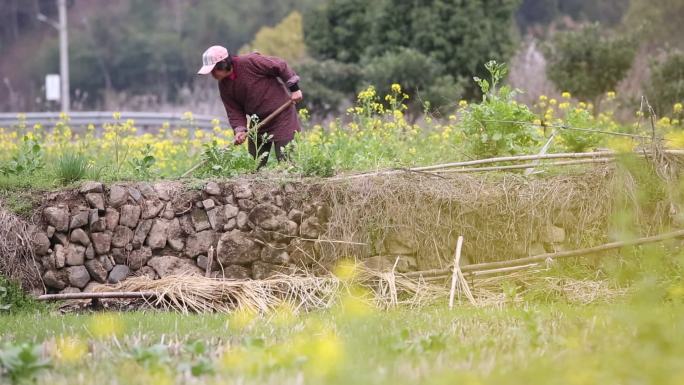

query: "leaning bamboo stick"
left=435, top=158, right=614, bottom=174
left=333, top=149, right=684, bottom=180
left=448, top=236, right=464, bottom=309
left=469, top=263, right=540, bottom=276
left=38, top=291, right=157, bottom=301
left=405, top=229, right=684, bottom=278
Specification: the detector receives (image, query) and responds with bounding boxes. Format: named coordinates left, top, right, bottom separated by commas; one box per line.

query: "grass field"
left=1, top=264, right=684, bottom=385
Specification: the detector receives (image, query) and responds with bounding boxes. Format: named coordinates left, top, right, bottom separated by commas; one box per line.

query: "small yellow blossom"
left=675, top=103, right=683, bottom=114
left=561, top=92, right=571, bottom=99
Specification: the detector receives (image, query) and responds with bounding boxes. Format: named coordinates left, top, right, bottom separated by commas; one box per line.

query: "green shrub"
left=55, top=152, right=90, bottom=185
left=461, top=61, right=540, bottom=158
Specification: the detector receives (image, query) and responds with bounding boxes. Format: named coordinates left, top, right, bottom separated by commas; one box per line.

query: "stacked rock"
left=34, top=180, right=329, bottom=294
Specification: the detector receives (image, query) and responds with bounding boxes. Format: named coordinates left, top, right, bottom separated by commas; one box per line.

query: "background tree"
left=646, top=52, right=684, bottom=115
left=516, top=0, right=629, bottom=31
left=303, top=0, right=375, bottom=64
left=545, top=24, right=636, bottom=106
left=239, top=11, right=307, bottom=64
left=304, top=0, right=520, bottom=113
left=297, top=59, right=362, bottom=117
left=361, top=48, right=464, bottom=118
left=623, top=0, right=684, bottom=49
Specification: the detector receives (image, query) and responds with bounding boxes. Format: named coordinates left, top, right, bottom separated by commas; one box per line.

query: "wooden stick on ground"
left=206, top=246, right=214, bottom=278
left=38, top=292, right=157, bottom=301
left=448, top=236, right=464, bottom=309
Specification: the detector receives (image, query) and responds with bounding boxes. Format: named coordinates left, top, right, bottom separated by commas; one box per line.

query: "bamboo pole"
left=38, top=292, right=157, bottom=301
left=333, top=149, right=684, bottom=180
left=435, top=158, right=614, bottom=174
left=405, top=229, right=684, bottom=278
left=525, top=129, right=557, bottom=176
left=448, top=236, right=464, bottom=309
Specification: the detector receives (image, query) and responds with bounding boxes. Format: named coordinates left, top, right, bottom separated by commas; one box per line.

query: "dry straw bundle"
left=86, top=262, right=626, bottom=314
left=0, top=203, right=42, bottom=291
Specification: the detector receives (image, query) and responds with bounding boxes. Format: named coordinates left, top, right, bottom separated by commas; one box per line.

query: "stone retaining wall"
left=32, top=180, right=328, bottom=294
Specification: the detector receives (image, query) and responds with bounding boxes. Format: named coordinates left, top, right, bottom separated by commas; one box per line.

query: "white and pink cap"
left=197, top=45, right=229, bottom=75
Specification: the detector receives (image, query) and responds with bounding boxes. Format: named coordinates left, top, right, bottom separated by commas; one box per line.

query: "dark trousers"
left=248, top=135, right=290, bottom=169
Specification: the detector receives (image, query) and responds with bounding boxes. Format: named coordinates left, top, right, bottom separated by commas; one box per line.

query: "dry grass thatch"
left=314, top=156, right=684, bottom=270
left=317, top=167, right=615, bottom=269
left=0, top=203, right=42, bottom=290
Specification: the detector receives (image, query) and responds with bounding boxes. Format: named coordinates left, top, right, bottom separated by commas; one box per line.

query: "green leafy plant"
left=0, top=136, right=44, bottom=176
left=56, top=152, right=90, bottom=185
left=129, top=344, right=170, bottom=369
left=199, top=139, right=254, bottom=177
left=0, top=276, right=41, bottom=313
left=0, top=343, right=51, bottom=384
left=288, top=133, right=335, bottom=177
left=0, top=286, right=10, bottom=312
left=390, top=329, right=448, bottom=354
left=179, top=341, right=215, bottom=377
left=128, top=144, right=157, bottom=179
left=461, top=61, right=540, bottom=158
left=558, top=108, right=604, bottom=152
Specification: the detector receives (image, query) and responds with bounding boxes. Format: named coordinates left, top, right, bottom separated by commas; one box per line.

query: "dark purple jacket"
left=218, top=53, right=301, bottom=143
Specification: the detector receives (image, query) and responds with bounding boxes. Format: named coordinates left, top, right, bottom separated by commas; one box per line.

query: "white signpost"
left=46, top=74, right=61, bottom=102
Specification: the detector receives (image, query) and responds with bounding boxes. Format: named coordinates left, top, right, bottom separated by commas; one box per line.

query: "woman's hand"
left=234, top=131, right=248, bottom=145
left=291, top=90, right=303, bottom=103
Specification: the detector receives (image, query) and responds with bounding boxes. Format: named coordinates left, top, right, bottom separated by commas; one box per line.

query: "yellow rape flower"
left=458, top=100, right=468, bottom=108
left=55, top=336, right=88, bottom=364
left=674, top=103, right=683, bottom=114
left=391, top=83, right=402, bottom=93
left=561, top=92, right=571, bottom=99
left=606, top=91, right=616, bottom=100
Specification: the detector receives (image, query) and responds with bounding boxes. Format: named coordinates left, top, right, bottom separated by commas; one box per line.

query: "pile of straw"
left=95, top=263, right=625, bottom=314
left=0, top=203, right=42, bottom=290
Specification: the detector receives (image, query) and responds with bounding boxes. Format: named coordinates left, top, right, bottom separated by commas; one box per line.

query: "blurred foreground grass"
left=1, top=297, right=683, bottom=385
